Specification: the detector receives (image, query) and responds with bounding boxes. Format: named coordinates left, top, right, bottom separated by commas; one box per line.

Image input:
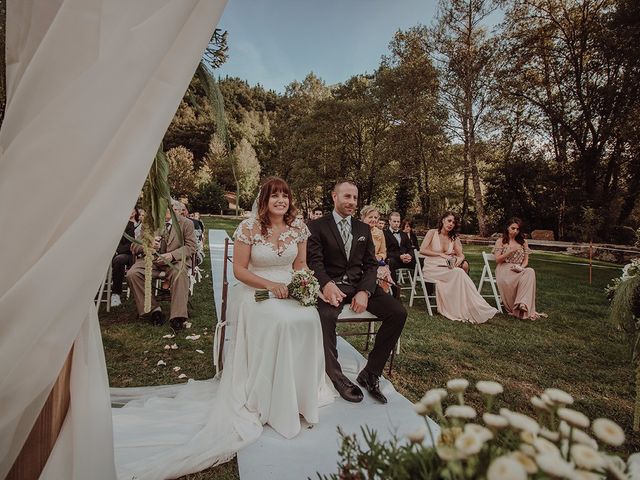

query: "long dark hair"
left=437, top=211, right=460, bottom=240
left=257, top=177, right=297, bottom=235
left=502, top=217, right=525, bottom=246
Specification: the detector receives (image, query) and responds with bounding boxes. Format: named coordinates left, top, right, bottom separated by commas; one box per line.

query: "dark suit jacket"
left=307, top=214, right=378, bottom=295
left=383, top=228, right=412, bottom=265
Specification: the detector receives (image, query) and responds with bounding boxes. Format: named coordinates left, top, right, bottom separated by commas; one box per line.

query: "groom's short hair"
left=334, top=179, right=357, bottom=191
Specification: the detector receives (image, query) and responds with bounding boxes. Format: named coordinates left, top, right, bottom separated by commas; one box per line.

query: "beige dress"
left=494, top=242, right=538, bottom=319
left=422, top=230, right=497, bottom=324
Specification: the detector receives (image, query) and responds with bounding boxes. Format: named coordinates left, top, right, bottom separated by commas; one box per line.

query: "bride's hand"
left=267, top=282, right=289, bottom=299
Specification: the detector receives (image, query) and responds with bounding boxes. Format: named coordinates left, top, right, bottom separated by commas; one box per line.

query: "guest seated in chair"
left=383, top=212, right=413, bottom=298
left=493, top=217, right=545, bottom=320
left=360, top=205, right=394, bottom=294
left=420, top=211, right=497, bottom=324
left=110, top=206, right=139, bottom=307
left=126, top=199, right=196, bottom=330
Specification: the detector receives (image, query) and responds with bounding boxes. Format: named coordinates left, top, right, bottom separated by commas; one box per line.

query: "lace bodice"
left=494, top=242, right=531, bottom=265
left=234, top=217, right=310, bottom=273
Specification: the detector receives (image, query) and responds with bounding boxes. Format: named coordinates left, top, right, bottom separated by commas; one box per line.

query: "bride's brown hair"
left=257, top=177, right=298, bottom=236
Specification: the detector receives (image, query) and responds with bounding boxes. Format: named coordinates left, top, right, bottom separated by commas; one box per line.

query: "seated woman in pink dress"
left=493, top=217, right=545, bottom=320
left=419, top=212, right=497, bottom=324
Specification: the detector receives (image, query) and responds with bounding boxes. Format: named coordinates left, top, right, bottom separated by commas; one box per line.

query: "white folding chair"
left=409, top=249, right=437, bottom=315
left=96, top=264, right=113, bottom=312
left=477, top=252, right=503, bottom=313
left=396, top=267, right=414, bottom=295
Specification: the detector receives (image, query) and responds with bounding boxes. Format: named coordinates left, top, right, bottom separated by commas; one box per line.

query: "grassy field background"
left=100, top=215, right=634, bottom=479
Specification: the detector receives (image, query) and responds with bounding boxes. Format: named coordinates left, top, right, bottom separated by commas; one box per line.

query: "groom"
left=307, top=180, right=407, bottom=404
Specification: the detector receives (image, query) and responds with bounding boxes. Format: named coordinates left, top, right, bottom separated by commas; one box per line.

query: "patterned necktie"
left=339, top=218, right=352, bottom=257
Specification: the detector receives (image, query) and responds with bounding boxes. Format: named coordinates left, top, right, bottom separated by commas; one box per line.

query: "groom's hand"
left=322, top=282, right=346, bottom=307
left=350, top=291, right=368, bottom=314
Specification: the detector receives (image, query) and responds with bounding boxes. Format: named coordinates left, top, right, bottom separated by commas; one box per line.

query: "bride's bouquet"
left=255, top=269, right=321, bottom=306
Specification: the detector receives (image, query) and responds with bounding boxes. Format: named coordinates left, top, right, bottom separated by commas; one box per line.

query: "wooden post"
left=589, top=242, right=593, bottom=285
left=7, top=347, right=73, bottom=480
left=217, top=237, right=229, bottom=370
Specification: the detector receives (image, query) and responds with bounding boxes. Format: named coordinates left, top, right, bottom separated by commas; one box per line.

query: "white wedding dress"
left=111, top=218, right=335, bottom=480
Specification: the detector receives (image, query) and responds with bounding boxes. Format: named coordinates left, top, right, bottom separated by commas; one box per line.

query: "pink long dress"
left=422, top=230, right=497, bottom=324
left=494, top=242, right=539, bottom=319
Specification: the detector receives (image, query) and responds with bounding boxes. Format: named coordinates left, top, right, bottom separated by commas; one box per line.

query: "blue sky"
left=217, top=0, right=440, bottom=93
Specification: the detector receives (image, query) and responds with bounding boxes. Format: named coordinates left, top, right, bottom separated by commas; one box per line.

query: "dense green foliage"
left=161, top=0, right=639, bottom=242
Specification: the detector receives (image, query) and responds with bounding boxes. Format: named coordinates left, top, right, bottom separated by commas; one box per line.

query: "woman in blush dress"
left=419, top=212, right=497, bottom=324
left=493, top=217, right=545, bottom=320
left=361, top=205, right=394, bottom=293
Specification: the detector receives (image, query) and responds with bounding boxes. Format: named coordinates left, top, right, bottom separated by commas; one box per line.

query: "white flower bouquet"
left=319, top=379, right=633, bottom=479
left=255, top=269, right=321, bottom=306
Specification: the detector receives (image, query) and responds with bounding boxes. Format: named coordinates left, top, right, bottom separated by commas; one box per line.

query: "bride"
left=112, top=177, right=334, bottom=480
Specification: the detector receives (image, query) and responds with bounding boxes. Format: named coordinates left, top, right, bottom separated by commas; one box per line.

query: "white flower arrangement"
left=321, top=380, right=634, bottom=480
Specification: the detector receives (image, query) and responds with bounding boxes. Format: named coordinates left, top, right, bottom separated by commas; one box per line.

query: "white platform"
left=208, top=229, right=439, bottom=480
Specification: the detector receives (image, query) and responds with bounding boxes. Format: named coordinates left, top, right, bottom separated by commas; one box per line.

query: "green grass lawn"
left=100, top=216, right=634, bottom=479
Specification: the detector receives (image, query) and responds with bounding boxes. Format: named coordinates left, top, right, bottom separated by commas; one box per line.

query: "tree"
left=432, top=0, right=498, bottom=235
left=378, top=26, right=448, bottom=225
left=166, top=146, right=199, bottom=200
left=233, top=138, right=261, bottom=210
left=191, top=180, right=227, bottom=214
left=499, top=0, right=640, bottom=239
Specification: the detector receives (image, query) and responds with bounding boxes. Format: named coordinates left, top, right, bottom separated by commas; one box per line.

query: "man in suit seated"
left=126, top=200, right=196, bottom=330
left=308, top=181, right=407, bottom=404
left=383, top=211, right=413, bottom=298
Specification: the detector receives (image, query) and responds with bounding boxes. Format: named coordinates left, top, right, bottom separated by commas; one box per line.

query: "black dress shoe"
left=170, top=317, right=187, bottom=331
left=150, top=309, right=165, bottom=326
left=357, top=369, right=388, bottom=404
left=333, top=378, right=363, bottom=403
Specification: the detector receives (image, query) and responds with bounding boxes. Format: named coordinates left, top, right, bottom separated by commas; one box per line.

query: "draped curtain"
left=0, top=0, right=227, bottom=477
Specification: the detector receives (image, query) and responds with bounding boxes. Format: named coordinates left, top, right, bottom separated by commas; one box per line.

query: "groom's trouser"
left=317, top=285, right=407, bottom=381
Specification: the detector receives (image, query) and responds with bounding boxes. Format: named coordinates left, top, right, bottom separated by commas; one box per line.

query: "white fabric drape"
left=0, top=0, right=227, bottom=478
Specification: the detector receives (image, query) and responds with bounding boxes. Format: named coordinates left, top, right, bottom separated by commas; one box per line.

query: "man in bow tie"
left=307, top=180, right=407, bottom=404
left=383, top=212, right=413, bottom=298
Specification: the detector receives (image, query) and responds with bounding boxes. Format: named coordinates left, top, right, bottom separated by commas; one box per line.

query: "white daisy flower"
left=447, top=378, right=469, bottom=393
left=534, top=437, right=562, bottom=457
left=455, top=432, right=484, bottom=456
left=413, top=402, right=429, bottom=415
left=558, top=408, right=590, bottom=429
left=464, top=423, right=493, bottom=442
left=423, top=388, right=447, bottom=402
left=487, top=456, right=527, bottom=480
left=539, top=428, right=560, bottom=442
left=445, top=405, right=477, bottom=419
left=421, top=391, right=444, bottom=407
left=559, top=421, right=598, bottom=449
left=544, top=388, right=574, bottom=405
left=507, top=411, right=540, bottom=434
left=156, top=360, right=166, bottom=366
left=571, top=444, right=606, bottom=471
left=483, top=413, right=509, bottom=429
left=476, top=380, right=504, bottom=396
left=535, top=453, right=576, bottom=478
left=531, top=395, right=550, bottom=411
left=509, top=451, right=538, bottom=474
left=406, top=425, right=427, bottom=444
left=592, top=418, right=625, bottom=447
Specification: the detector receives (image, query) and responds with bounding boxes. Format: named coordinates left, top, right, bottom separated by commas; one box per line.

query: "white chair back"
left=477, top=252, right=503, bottom=313
left=409, top=249, right=436, bottom=315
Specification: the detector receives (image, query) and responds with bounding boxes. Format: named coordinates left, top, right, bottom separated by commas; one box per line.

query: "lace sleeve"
left=292, top=218, right=311, bottom=242
left=233, top=218, right=257, bottom=245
